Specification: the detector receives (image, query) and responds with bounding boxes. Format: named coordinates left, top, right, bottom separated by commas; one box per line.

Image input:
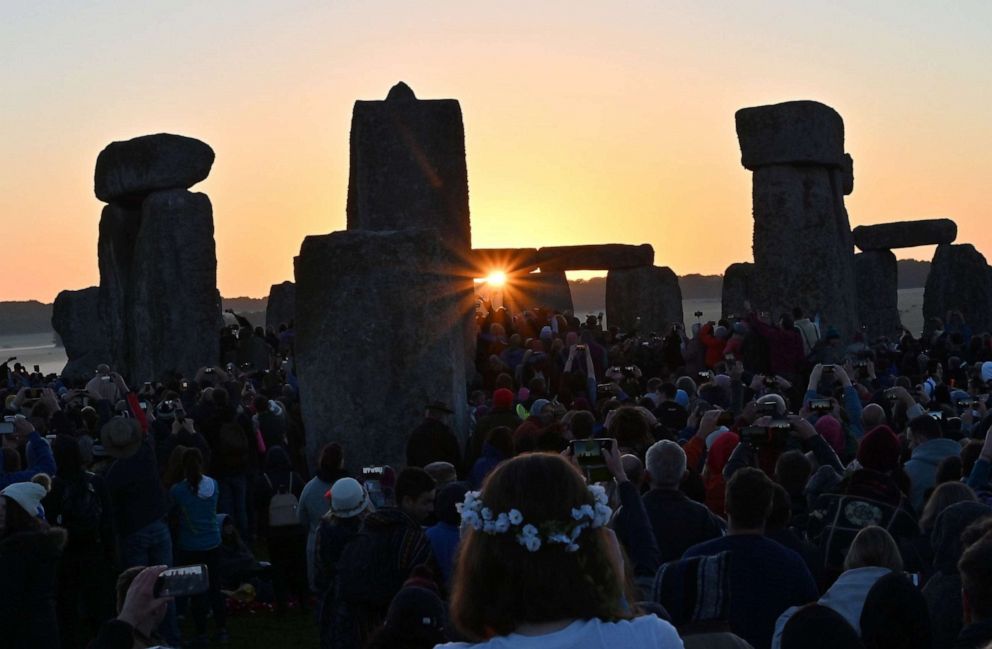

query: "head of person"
left=328, top=477, right=372, bottom=520
left=568, top=410, right=595, bottom=441
left=607, top=406, right=652, bottom=453
left=485, top=426, right=514, bottom=459
left=0, top=481, right=49, bottom=539
left=725, top=467, right=774, bottom=533
left=645, top=440, right=686, bottom=490
left=861, top=403, right=887, bottom=430
left=859, top=572, right=932, bottom=649
left=449, top=453, right=625, bottom=640
left=318, top=442, right=344, bottom=480
left=919, top=481, right=976, bottom=533
left=491, top=388, right=514, bottom=412
left=781, top=604, right=863, bottom=649
left=774, top=450, right=812, bottom=496
left=396, top=467, right=436, bottom=523
left=183, top=447, right=205, bottom=493
left=907, top=414, right=942, bottom=448
left=843, top=525, right=904, bottom=572
left=367, top=585, right=448, bottom=649
left=434, top=482, right=470, bottom=527
left=959, top=537, right=992, bottom=624
left=857, top=426, right=902, bottom=474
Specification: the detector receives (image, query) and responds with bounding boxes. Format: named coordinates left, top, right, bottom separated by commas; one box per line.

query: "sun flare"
left=486, top=271, right=507, bottom=287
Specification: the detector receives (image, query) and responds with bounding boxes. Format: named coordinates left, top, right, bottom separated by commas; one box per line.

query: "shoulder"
left=575, top=617, right=683, bottom=645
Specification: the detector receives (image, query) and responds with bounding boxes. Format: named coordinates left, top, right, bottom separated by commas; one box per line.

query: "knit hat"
left=856, top=425, right=901, bottom=473
left=529, top=399, right=551, bottom=418
left=100, top=416, right=142, bottom=459
left=492, top=388, right=514, bottom=410
left=814, top=415, right=845, bottom=456
left=328, top=478, right=371, bottom=518
left=382, top=586, right=447, bottom=645
left=0, top=481, right=48, bottom=518
left=674, top=389, right=690, bottom=409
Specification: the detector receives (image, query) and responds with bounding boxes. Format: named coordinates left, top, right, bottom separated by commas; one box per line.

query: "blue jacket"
left=170, top=476, right=221, bottom=551
left=425, top=521, right=460, bottom=585
left=0, top=431, right=56, bottom=489
left=905, top=438, right=963, bottom=512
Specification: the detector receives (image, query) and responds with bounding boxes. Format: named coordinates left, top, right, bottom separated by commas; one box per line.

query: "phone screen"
left=153, top=564, right=209, bottom=598
left=571, top=438, right=613, bottom=483
left=0, top=422, right=14, bottom=434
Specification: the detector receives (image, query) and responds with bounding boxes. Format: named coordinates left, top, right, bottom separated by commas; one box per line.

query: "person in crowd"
left=441, top=452, right=683, bottom=648
left=956, top=535, right=992, bottom=648
left=779, top=604, right=864, bottom=649
left=406, top=401, right=463, bottom=471
left=169, top=447, right=228, bottom=645
left=257, top=444, right=308, bottom=613
left=216, top=513, right=255, bottom=590
left=0, top=415, right=56, bottom=488
left=858, top=570, right=933, bottom=649
left=469, top=426, right=514, bottom=489
left=467, top=388, right=521, bottom=468
left=299, top=443, right=347, bottom=593
left=426, top=481, right=469, bottom=588
left=617, top=439, right=722, bottom=563
left=683, top=467, right=817, bottom=649
left=366, top=580, right=450, bottom=649
left=904, top=413, right=965, bottom=512
left=203, top=386, right=254, bottom=542
left=335, top=467, right=437, bottom=646
left=0, top=480, right=64, bottom=649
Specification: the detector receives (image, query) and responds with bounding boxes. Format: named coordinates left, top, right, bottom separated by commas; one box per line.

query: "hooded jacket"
left=904, top=437, right=963, bottom=512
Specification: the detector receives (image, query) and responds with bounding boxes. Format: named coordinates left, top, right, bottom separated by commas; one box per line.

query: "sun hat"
left=328, top=478, right=372, bottom=518
left=100, top=416, right=142, bottom=459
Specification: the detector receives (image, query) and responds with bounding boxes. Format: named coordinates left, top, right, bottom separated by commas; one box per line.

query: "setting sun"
left=486, top=271, right=507, bottom=287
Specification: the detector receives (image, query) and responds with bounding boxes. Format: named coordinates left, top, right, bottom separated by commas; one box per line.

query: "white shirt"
left=437, top=615, right=684, bottom=649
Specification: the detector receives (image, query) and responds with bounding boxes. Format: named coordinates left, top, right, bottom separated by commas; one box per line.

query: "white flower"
left=493, top=513, right=511, bottom=533
left=548, top=533, right=571, bottom=545
left=518, top=534, right=542, bottom=552
left=521, top=524, right=539, bottom=538
left=481, top=507, right=493, bottom=521
left=565, top=543, right=580, bottom=552
left=462, top=510, right=482, bottom=531
left=572, top=504, right=595, bottom=521
left=508, top=509, right=523, bottom=525
left=592, top=503, right=613, bottom=527
left=588, top=484, right=608, bottom=505
left=570, top=523, right=586, bottom=541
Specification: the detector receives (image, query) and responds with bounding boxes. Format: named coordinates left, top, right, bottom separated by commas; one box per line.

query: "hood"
left=931, top=501, right=992, bottom=573
left=910, top=438, right=962, bottom=466
left=264, top=445, right=292, bottom=472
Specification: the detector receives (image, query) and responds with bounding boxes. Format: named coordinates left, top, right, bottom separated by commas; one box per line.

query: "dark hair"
left=774, top=450, right=811, bottom=496
left=908, top=414, right=942, bottom=441
left=1, top=495, right=46, bottom=539
left=725, top=467, right=774, bottom=529
left=2, top=448, right=22, bottom=473
left=494, top=373, right=514, bottom=391
left=449, top=454, right=626, bottom=640
left=859, top=572, right=931, bottom=649
left=959, top=537, right=992, bottom=620
left=319, top=443, right=344, bottom=475
left=569, top=411, right=595, bottom=440
left=607, top=406, right=652, bottom=453
left=395, top=468, right=436, bottom=506
left=211, top=387, right=230, bottom=407
left=766, top=483, right=792, bottom=532
left=782, top=604, right=863, bottom=649
left=183, top=447, right=204, bottom=494
left=485, top=427, right=514, bottom=458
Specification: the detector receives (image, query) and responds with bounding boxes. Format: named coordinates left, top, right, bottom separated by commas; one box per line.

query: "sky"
left=2, top=1, right=991, bottom=302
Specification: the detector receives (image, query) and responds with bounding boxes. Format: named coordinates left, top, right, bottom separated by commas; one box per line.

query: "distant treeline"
left=0, top=259, right=933, bottom=336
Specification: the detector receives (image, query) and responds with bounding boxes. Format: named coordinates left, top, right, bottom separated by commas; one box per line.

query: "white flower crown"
left=456, top=484, right=613, bottom=553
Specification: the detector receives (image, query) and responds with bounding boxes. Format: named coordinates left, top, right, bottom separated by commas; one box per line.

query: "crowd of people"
left=2, top=302, right=992, bottom=649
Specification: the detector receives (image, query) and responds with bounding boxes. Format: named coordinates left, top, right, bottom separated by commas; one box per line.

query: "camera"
left=694, top=311, right=703, bottom=318
left=810, top=398, right=833, bottom=413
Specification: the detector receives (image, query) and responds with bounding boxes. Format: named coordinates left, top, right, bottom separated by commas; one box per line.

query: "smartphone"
left=742, top=425, right=768, bottom=447
left=153, top=565, right=209, bottom=598
left=570, top=438, right=614, bottom=483
left=33, top=365, right=40, bottom=373
left=0, top=422, right=14, bottom=435
left=810, top=398, right=832, bottom=412
left=362, top=466, right=390, bottom=508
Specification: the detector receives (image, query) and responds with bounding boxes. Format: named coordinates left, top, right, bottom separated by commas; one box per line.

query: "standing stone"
left=852, top=219, right=957, bottom=251
left=605, top=266, right=684, bottom=335
left=266, top=281, right=296, bottom=330
left=509, top=271, right=574, bottom=314
left=854, top=250, right=901, bottom=339
left=736, top=101, right=858, bottom=336
left=923, top=244, right=992, bottom=335
left=51, top=287, right=108, bottom=383
left=346, top=82, right=471, bottom=254
left=841, top=153, right=854, bottom=196
left=295, top=229, right=471, bottom=473
left=721, top=262, right=753, bottom=319
left=94, top=133, right=215, bottom=205
left=536, top=244, right=654, bottom=272
left=97, top=204, right=141, bottom=372
left=127, top=189, right=221, bottom=382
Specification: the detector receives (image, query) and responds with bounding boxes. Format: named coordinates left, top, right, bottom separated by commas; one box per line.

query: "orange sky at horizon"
left=2, top=1, right=990, bottom=303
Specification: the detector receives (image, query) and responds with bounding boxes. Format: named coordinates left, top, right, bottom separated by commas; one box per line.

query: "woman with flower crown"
left=438, top=449, right=683, bottom=648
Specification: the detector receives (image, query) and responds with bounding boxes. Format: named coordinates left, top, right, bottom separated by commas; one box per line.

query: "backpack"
left=264, top=474, right=299, bottom=527
left=58, top=473, right=103, bottom=543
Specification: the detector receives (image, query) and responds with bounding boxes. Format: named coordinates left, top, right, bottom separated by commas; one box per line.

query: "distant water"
left=0, top=289, right=925, bottom=376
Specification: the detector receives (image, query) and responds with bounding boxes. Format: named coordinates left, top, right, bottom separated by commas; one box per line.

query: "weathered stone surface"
left=508, top=271, right=574, bottom=314
left=748, top=164, right=859, bottom=335
left=923, top=244, right=992, bottom=334
left=853, top=219, right=957, bottom=251
left=470, top=248, right=539, bottom=276
left=97, top=203, right=141, bottom=372
left=721, top=262, right=753, bottom=319
left=855, top=250, right=901, bottom=339
left=736, top=101, right=845, bottom=170
left=52, top=287, right=108, bottom=384
left=605, top=266, right=684, bottom=335
left=841, top=153, right=854, bottom=196
left=535, top=244, right=654, bottom=272
left=94, top=134, right=214, bottom=204
left=346, top=82, right=471, bottom=253
left=265, top=281, right=296, bottom=330
left=127, top=190, right=221, bottom=382
left=294, top=229, right=471, bottom=473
